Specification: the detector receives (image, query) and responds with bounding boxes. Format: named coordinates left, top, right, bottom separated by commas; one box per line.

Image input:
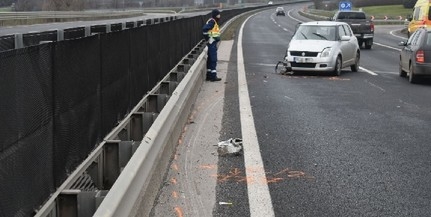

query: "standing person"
left=202, top=9, right=222, bottom=82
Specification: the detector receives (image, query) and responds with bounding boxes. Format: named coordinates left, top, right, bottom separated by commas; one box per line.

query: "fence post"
left=85, top=26, right=91, bottom=37
left=14, top=33, right=23, bottom=49
left=57, top=29, right=64, bottom=41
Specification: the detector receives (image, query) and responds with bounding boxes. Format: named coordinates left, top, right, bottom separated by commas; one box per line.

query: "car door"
left=401, top=30, right=420, bottom=72
left=338, top=24, right=355, bottom=66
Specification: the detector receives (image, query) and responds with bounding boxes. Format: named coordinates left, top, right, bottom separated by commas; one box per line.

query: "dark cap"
left=212, top=9, right=220, bottom=18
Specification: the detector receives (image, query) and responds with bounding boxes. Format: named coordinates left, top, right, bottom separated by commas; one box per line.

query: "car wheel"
left=399, top=60, right=406, bottom=77
left=409, top=64, right=418, bottom=83
left=358, top=40, right=363, bottom=48
left=350, top=52, right=360, bottom=72
left=333, top=56, right=342, bottom=76
left=365, top=39, right=373, bottom=49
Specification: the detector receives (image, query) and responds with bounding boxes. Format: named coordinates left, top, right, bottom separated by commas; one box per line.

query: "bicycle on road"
left=275, top=53, right=293, bottom=75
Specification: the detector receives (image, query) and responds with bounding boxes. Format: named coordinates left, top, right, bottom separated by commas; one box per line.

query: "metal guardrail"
left=0, top=11, right=148, bottom=27
left=299, top=9, right=407, bottom=25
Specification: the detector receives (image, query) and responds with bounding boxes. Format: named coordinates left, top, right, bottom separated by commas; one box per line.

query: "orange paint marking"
left=266, top=177, right=284, bottom=184
left=172, top=191, right=178, bottom=199
left=273, top=168, right=290, bottom=176
left=199, top=164, right=217, bottom=169
left=171, top=178, right=177, bottom=185
left=174, top=207, right=184, bottom=217
left=287, top=171, right=306, bottom=178
left=329, top=77, right=350, bottom=81
left=214, top=167, right=313, bottom=184
left=172, top=163, right=179, bottom=171
left=230, top=168, right=241, bottom=176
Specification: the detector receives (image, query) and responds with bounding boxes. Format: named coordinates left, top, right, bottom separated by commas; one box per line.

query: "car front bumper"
left=286, top=56, right=336, bottom=72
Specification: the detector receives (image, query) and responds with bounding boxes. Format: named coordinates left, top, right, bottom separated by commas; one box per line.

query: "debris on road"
left=216, top=138, right=243, bottom=156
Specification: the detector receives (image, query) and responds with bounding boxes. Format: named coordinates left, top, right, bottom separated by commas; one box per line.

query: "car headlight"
left=321, top=47, right=332, bottom=58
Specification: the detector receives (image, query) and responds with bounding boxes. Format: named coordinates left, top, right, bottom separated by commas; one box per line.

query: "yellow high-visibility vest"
left=206, top=18, right=220, bottom=38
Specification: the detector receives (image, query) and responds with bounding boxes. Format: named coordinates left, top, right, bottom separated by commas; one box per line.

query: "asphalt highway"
left=154, top=3, right=431, bottom=217
left=5, top=2, right=430, bottom=216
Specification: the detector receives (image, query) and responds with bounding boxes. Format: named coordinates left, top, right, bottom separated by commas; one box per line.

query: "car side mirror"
left=293, top=23, right=301, bottom=34
left=406, top=15, right=412, bottom=21
left=398, top=41, right=408, bottom=46
left=340, top=35, right=350, bottom=41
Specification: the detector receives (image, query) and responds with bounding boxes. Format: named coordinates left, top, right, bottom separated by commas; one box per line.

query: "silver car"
left=285, top=21, right=360, bottom=76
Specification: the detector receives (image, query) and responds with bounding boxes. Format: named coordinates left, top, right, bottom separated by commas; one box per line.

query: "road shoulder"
left=150, top=40, right=233, bottom=217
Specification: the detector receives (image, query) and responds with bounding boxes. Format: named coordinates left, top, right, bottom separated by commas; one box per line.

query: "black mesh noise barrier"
left=0, top=35, right=15, bottom=52
left=52, top=35, right=102, bottom=186
left=91, top=25, right=107, bottom=34
left=100, top=30, right=132, bottom=135
left=0, top=45, right=55, bottom=217
left=23, top=31, right=57, bottom=47
left=64, top=27, right=86, bottom=40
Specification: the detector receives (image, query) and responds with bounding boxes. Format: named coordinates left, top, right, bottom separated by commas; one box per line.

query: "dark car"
left=331, top=11, right=374, bottom=49
left=399, top=27, right=431, bottom=83
left=276, top=7, right=285, bottom=16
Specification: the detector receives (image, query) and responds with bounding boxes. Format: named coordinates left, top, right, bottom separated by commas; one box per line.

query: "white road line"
left=287, top=9, right=303, bottom=23
left=390, top=29, right=408, bottom=40
left=374, top=42, right=401, bottom=52
left=359, top=66, right=378, bottom=76
left=365, top=80, right=386, bottom=92
left=238, top=15, right=275, bottom=217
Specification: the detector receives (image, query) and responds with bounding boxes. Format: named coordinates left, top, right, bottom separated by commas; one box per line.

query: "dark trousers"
left=206, top=42, right=218, bottom=79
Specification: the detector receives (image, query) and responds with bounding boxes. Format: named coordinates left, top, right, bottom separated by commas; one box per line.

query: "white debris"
left=217, top=138, right=243, bottom=156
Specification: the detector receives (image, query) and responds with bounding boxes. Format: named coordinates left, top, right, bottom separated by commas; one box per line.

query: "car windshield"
left=293, top=25, right=336, bottom=41
left=337, top=12, right=366, bottom=19
left=276, top=7, right=283, bottom=11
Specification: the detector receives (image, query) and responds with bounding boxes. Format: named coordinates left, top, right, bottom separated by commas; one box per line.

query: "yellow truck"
left=407, top=0, right=431, bottom=37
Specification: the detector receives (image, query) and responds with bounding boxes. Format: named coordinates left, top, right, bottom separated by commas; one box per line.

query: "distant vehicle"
left=276, top=7, right=285, bottom=16
left=268, top=1, right=273, bottom=5
left=407, top=0, right=431, bottom=37
left=331, top=10, right=374, bottom=49
left=398, top=27, right=431, bottom=83
left=284, top=21, right=360, bottom=76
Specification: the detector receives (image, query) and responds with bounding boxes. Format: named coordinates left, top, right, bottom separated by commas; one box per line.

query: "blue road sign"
left=339, top=1, right=352, bottom=11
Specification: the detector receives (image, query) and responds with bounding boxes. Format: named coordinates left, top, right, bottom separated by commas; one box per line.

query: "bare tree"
left=313, top=0, right=323, bottom=9
left=42, top=0, right=85, bottom=10
left=16, top=0, right=44, bottom=11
